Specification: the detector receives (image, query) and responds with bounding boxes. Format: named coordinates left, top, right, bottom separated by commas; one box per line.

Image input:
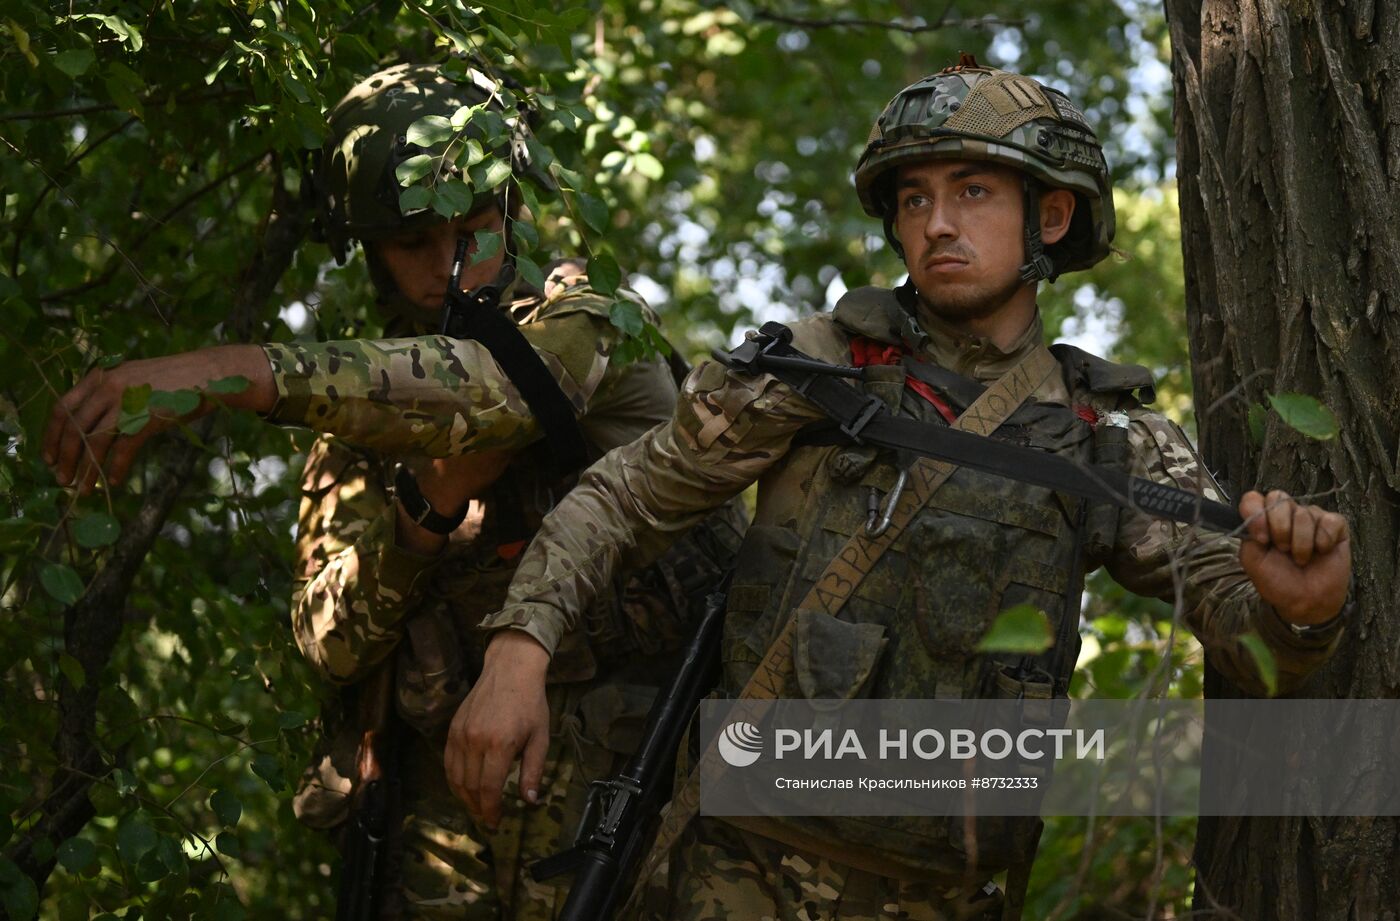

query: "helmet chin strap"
left=1019, top=176, right=1058, bottom=284
left=883, top=212, right=905, bottom=260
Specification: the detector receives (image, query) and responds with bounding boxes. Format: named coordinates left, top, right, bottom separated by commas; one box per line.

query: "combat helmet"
left=313, top=62, right=547, bottom=266
left=854, top=54, right=1114, bottom=282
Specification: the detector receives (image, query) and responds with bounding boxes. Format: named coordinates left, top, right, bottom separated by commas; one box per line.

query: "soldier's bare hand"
left=445, top=629, right=551, bottom=829
left=42, top=345, right=276, bottom=495
left=1238, top=489, right=1351, bottom=626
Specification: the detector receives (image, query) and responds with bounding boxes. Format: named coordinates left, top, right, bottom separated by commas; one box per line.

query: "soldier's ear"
left=1039, top=188, right=1076, bottom=246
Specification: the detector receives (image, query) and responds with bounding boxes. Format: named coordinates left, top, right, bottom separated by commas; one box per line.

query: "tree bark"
left=1165, top=0, right=1400, bottom=917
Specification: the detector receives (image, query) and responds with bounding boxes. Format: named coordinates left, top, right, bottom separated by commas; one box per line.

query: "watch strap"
left=394, top=466, right=468, bottom=535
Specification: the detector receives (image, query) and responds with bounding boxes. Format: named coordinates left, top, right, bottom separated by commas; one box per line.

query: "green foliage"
left=1238, top=633, right=1279, bottom=697
left=1267, top=392, right=1339, bottom=441
left=0, top=0, right=1195, bottom=916
left=977, top=604, right=1053, bottom=655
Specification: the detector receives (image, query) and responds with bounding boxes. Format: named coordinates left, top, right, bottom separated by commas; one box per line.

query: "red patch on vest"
left=1074, top=405, right=1099, bottom=426
left=848, top=336, right=957, bottom=423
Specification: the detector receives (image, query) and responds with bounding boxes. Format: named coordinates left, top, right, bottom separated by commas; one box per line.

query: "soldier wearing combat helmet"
left=446, top=56, right=1352, bottom=919
left=43, top=62, right=745, bottom=919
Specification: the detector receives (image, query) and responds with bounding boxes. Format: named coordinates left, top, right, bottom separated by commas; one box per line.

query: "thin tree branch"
left=37, top=151, right=268, bottom=305
left=750, top=8, right=1025, bottom=34
left=9, top=115, right=139, bottom=278
left=0, top=86, right=248, bottom=123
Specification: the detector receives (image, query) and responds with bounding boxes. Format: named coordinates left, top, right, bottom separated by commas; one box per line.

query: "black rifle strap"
left=446, top=290, right=590, bottom=476
left=716, top=324, right=1243, bottom=535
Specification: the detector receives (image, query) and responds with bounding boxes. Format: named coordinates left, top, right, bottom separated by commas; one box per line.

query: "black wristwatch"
left=393, top=465, right=469, bottom=535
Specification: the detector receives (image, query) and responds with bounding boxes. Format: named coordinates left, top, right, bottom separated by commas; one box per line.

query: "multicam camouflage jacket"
left=482, top=284, right=1343, bottom=703
left=275, top=272, right=745, bottom=740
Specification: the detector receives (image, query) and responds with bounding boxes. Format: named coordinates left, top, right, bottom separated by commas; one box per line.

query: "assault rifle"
left=336, top=662, right=400, bottom=921
left=530, top=584, right=730, bottom=921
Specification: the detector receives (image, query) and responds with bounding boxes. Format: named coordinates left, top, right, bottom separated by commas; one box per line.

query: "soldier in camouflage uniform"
left=440, top=58, right=1354, bottom=920
left=43, top=63, right=745, bottom=919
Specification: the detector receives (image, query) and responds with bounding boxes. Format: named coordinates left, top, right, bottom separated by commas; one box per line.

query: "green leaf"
left=1239, top=632, right=1279, bottom=696
left=394, top=154, right=435, bottom=187
left=406, top=114, right=453, bottom=148
left=575, top=192, right=609, bottom=233
left=449, top=103, right=480, bottom=130
left=63, top=14, right=144, bottom=51
left=633, top=152, right=664, bottom=180
left=210, top=789, right=241, bottom=827
left=40, top=563, right=84, bottom=605
left=481, top=157, right=514, bottom=192
left=433, top=180, right=476, bottom=218
left=512, top=220, right=539, bottom=252
left=456, top=138, right=486, bottom=169
left=976, top=604, right=1053, bottom=654
left=1247, top=403, right=1267, bottom=445
left=277, top=709, right=310, bottom=730
left=551, top=164, right=583, bottom=190
left=215, top=831, right=240, bottom=859
left=516, top=254, right=545, bottom=291
left=470, top=230, right=503, bottom=266
left=206, top=375, right=249, bottom=395
left=588, top=253, right=623, bottom=295
left=524, top=137, right=554, bottom=170
left=120, top=383, right=152, bottom=414
left=117, top=381, right=154, bottom=432
left=116, top=814, right=157, bottom=864
left=98, top=353, right=125, bottom=369
left=56, top=837, right=97, bottom=874
left=485, top=23, right=516, bottom=49
left=148, top=388, right=201, bottom=416
left=0, top=856, right=38, bottom=921
left=134, top=844, right=170, bottom=883
left=200, top=884, right=246, bottom=921
left=74, top=512, right=120, bottom=548
left=398, top=186, right=431, bottom=213
left=1267, top=392, right=1338, bottom=441
left=57, top=653, right=85, bottom=690
left=0, top=517, right=41, bottom=551
left=117, top=409, right=150, bottom=436
left=57, top=890, right=88, bottom=921
left=4, top=20, right=38, bottom=68
left=110, top=768, right=137, bottom=796
left=53, top=49, right=95, bottom=78
left=472, top=109, right=507, bottom=143
left=250, top=753, right=285, bottom=791
left=608, top=299, right=644, bottom=338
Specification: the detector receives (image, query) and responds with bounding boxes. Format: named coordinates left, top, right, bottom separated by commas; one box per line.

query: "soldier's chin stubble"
left=919, top=272, right=1029, bottom=323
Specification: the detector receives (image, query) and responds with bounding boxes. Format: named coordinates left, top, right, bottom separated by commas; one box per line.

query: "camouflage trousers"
left=386, top=681, right=640, bottom=920
left=640, top=818, right=1003, bottom=921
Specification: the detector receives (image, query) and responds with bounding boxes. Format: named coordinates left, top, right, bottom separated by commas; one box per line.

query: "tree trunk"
left=1165, top=0, right=1400, bottom=917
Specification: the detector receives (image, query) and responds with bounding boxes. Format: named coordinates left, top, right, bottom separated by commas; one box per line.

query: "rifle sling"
left=447, top=290, right=590, bottom=475
left=742, top=334, right=1242, bottom=535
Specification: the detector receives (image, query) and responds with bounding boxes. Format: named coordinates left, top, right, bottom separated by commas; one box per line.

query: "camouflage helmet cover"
left=316, top=63, right=541, bottom=264
left=854, top=58, right=1115, bottom=275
